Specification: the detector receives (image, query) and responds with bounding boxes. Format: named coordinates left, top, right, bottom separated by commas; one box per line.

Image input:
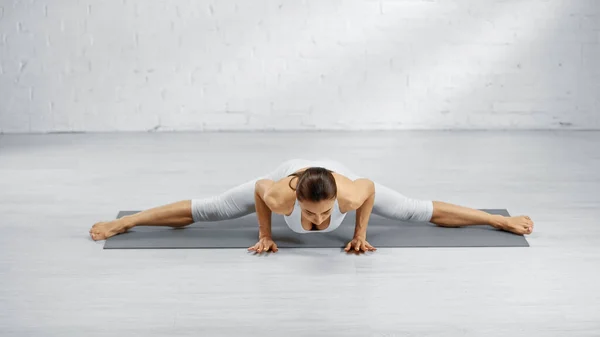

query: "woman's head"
left=288, top=167, right=337, bottom=225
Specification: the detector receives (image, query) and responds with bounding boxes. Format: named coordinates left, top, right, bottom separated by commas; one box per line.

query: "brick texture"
left=0, top=0, right=598, bottom=133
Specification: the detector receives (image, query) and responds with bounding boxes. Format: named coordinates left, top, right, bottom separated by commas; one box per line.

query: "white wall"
left=0, top=0, right=598, bottom=133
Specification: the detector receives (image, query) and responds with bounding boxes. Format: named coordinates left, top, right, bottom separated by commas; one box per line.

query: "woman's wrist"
left=353, top=232, right=367, bottom=240
left=259, top=231, right=272, bottom=240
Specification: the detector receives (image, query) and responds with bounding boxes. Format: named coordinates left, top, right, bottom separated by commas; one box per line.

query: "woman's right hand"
left=248, top=237, right=279, bottom=253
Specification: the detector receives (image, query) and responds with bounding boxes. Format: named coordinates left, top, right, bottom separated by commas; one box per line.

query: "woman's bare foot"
left=89, top=219, right=131, bottom=241
left=495, top=215, right=534, bottom=235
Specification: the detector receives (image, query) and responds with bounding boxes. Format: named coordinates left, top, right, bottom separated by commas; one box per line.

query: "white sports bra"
left=283, top=198, right=347, bottom=233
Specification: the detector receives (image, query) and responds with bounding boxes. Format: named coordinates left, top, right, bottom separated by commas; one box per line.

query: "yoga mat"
left=103, top=209, right=529, bottom=249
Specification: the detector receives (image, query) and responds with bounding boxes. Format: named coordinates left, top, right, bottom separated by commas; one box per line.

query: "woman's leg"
left=190, top=178, right=260, bottom=222
left=89, top=159, right=302, bottom=241
left=326, top=160, right=534, bottom=234
left=89, top=200, right=194, bottom=241
left=429, top=201, right=534, bottom=234
left=90, top=180, right=260, bottom=241
left=371, top=184, right=534, bottom=235
left=371, top=182, right=435, bottom=222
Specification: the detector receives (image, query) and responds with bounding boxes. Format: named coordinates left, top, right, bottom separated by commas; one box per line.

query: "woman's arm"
left=351, top=179, right=376, bottom=239
left=254, top=179, right=276, bottom=239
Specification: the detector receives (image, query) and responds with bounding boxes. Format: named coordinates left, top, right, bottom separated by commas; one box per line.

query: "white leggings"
left=191, top=158, right=434, bottom=223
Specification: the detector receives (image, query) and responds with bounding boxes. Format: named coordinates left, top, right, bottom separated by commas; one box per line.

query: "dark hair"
left=288, top=167, right=337, bottom=202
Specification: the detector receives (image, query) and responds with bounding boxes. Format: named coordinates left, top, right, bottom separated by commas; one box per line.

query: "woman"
left=89, top=158, right=534, bottom=253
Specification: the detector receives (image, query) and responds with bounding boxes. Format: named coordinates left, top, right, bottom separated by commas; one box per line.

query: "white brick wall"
left=0, top=0, right=598, bottom=133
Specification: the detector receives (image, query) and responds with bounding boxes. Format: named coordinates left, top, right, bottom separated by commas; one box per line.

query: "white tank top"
left=283, top=197, right=347, bottom=233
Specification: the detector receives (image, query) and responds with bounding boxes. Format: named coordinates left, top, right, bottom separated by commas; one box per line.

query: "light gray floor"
left=1, top=130, right=599, bottom=336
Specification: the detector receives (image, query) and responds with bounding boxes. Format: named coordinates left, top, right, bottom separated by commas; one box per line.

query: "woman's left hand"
left=344, top=236, right=377, bottom=253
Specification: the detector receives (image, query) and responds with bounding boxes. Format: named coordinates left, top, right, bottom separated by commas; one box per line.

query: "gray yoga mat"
left=103, top=209, right=529, bottom=249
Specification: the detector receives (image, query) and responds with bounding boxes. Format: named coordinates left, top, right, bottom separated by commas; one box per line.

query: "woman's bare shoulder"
left=265, top=174, right=299, bottom=215
left=332, top=172, right=359, bottom=213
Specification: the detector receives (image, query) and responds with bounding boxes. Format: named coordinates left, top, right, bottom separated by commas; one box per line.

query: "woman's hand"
left=344, top=236, right=376, bottom=253
left=248, top=237, right=279, bottom=253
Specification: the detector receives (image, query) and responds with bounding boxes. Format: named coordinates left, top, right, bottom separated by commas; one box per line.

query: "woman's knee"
left=372, top=183, right=433, bottom=222
left=191, top=180, right=258, bottom=222
left=191, top=194, right=256, bottom=222
left=401, top=199, right=433, bottom=222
